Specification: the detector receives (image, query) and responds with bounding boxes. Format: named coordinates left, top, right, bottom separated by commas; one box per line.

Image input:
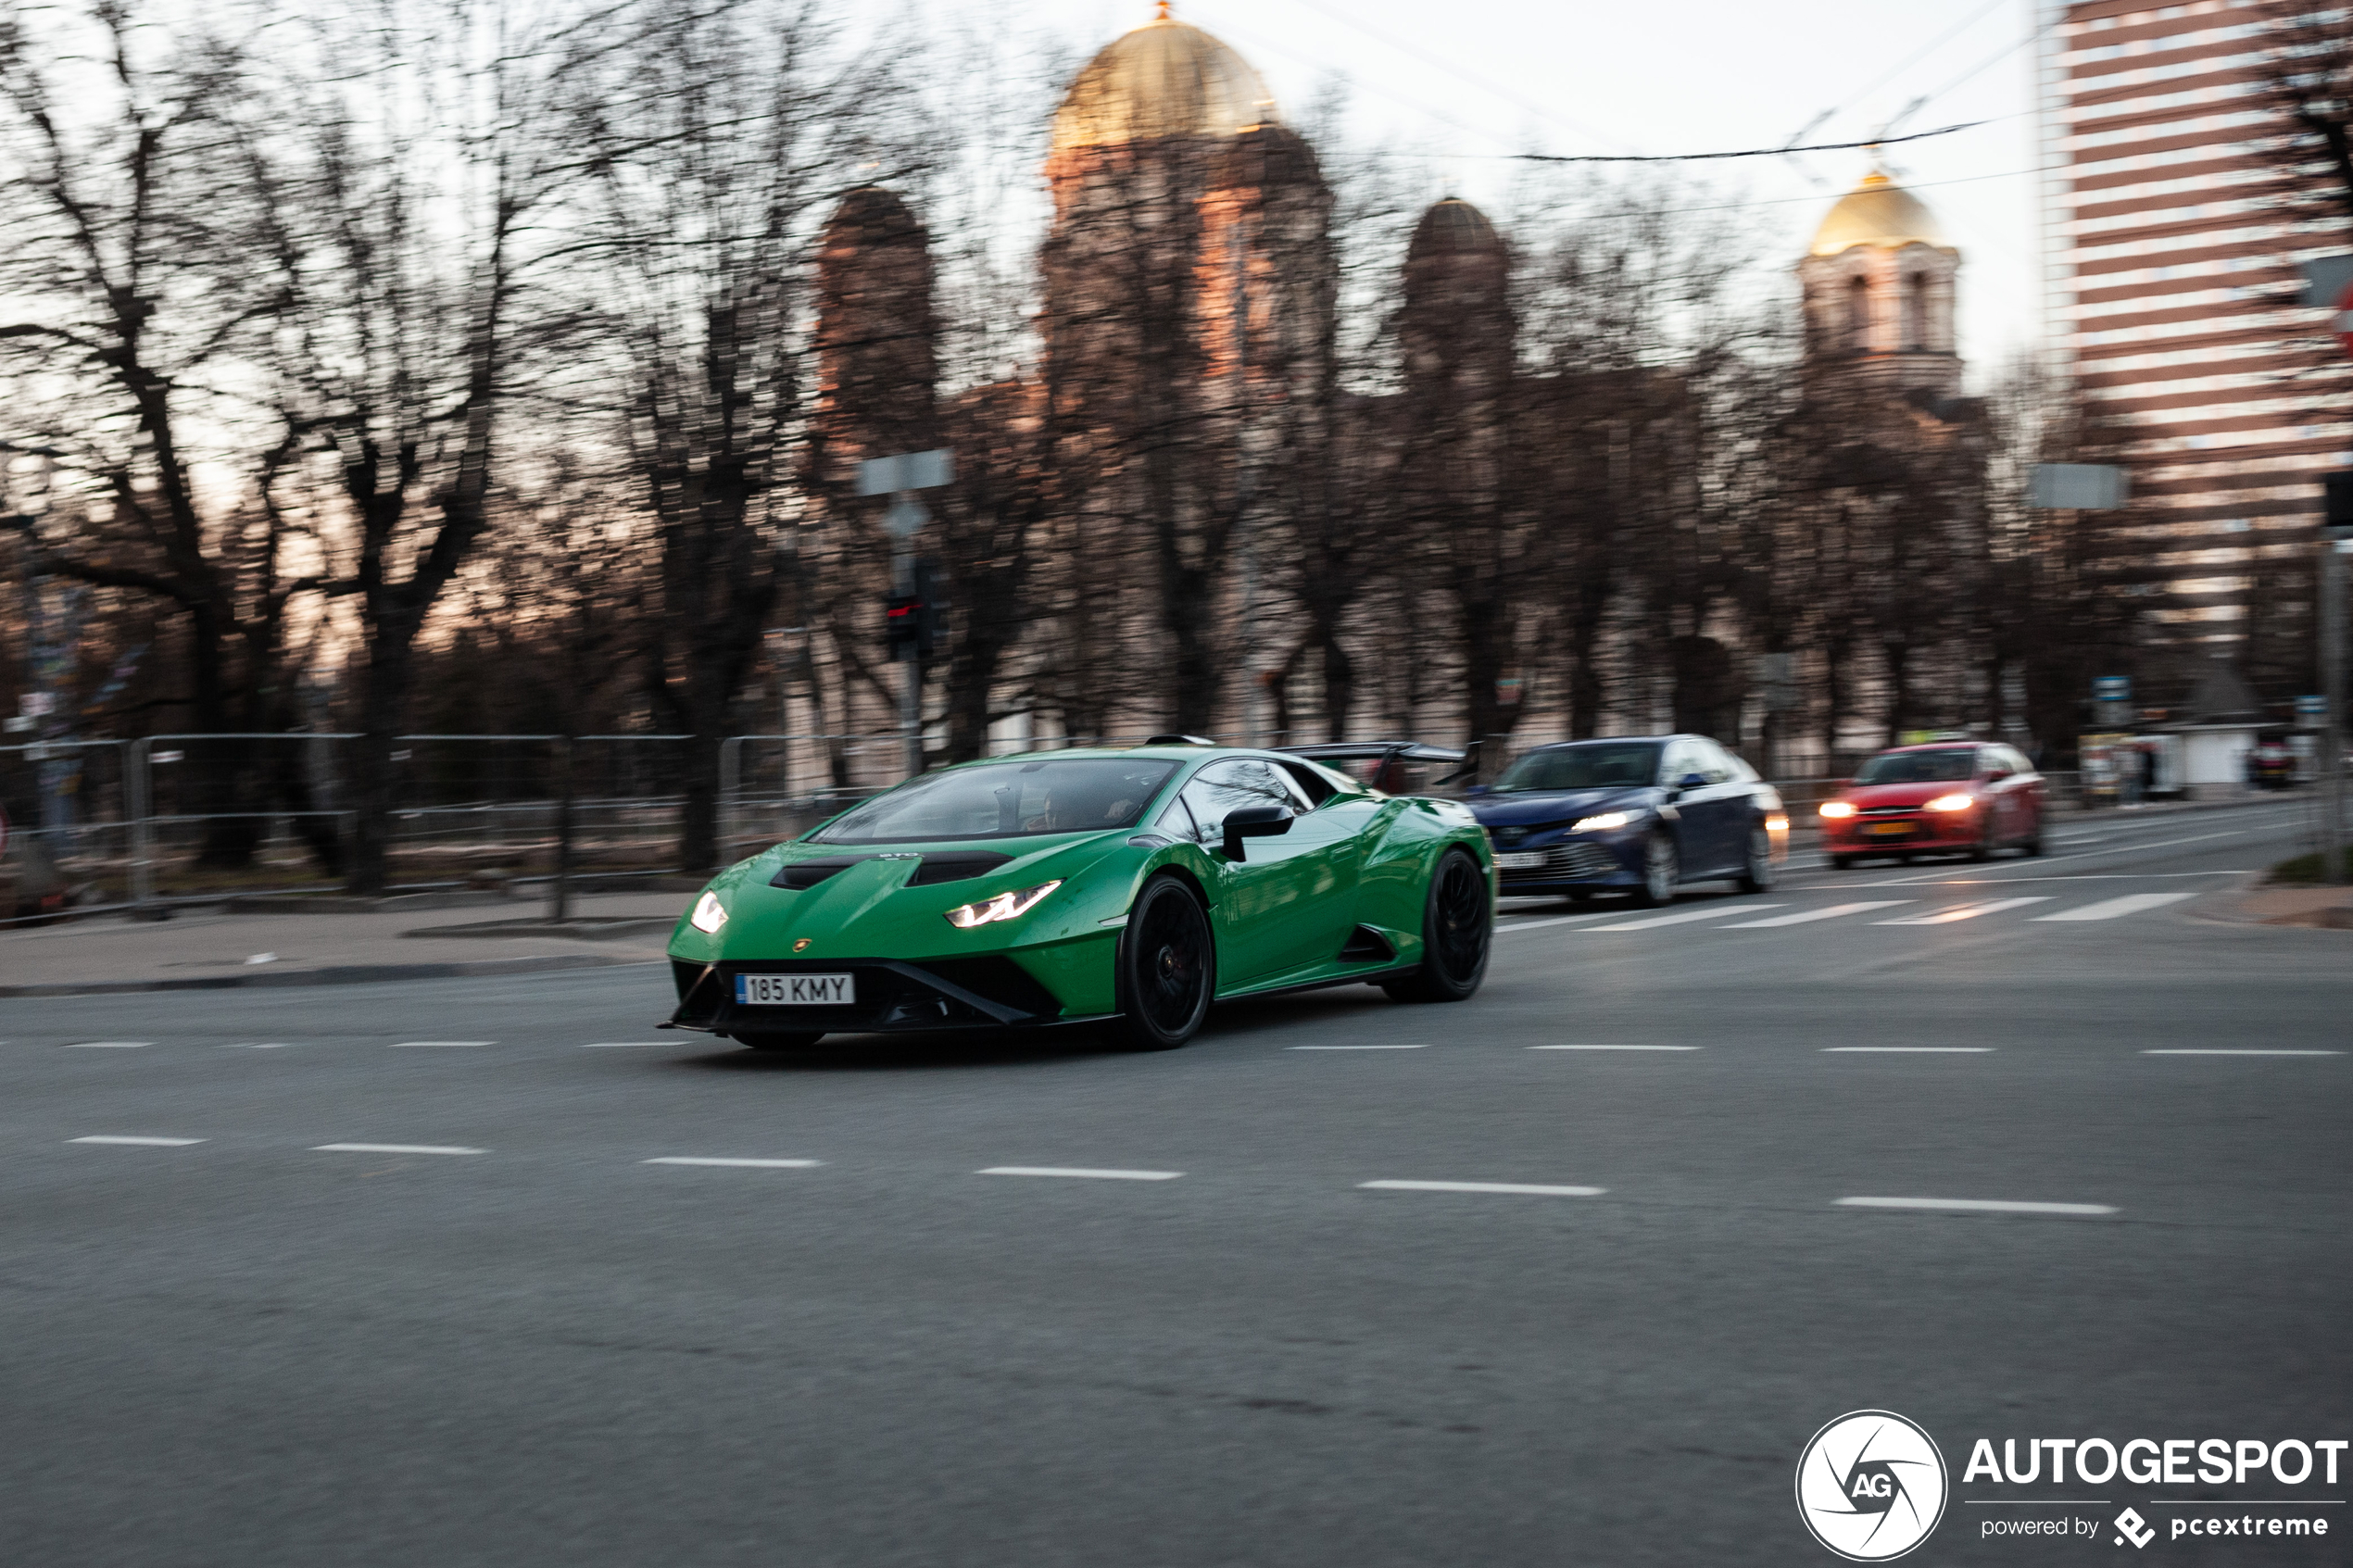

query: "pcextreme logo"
left=1796, top=1410, right=1951, bottom=1562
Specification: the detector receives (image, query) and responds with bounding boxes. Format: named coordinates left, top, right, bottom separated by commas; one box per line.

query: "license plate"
left=1494, top=852, right=1545, bottom=870
left=736, top=972, right=854, bottom=1006
left=1866, top=822, right=1913, bottom=837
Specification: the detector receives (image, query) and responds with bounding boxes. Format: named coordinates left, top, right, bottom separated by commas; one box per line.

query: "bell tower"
left=1797, top=168, right=1962, bottom=398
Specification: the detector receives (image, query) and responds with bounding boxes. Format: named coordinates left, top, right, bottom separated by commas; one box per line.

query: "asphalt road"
left=4, top=801, right=2346, bottom=1567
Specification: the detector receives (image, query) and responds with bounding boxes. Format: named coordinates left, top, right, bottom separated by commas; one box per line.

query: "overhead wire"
left=1509, top=119, right=1988, bottom=165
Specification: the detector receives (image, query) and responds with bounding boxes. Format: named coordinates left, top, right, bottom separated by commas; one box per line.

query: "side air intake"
left=1338, top=924, right=1397, bottom=964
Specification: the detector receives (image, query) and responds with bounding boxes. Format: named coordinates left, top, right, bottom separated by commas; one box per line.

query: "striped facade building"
left=2035, top=0, right=2350, bottom=690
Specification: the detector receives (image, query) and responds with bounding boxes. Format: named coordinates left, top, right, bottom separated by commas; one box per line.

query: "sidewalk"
left=0, top=891, right=684, bottom=997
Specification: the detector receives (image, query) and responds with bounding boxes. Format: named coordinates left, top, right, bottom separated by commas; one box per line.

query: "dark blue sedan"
left=1465, top=735, right=1789, bottom=906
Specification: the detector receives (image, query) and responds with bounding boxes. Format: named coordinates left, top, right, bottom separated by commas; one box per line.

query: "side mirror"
left=1678, top=771, right=1709, bottom=791
left=1221, top=805, right=1293, bottom=860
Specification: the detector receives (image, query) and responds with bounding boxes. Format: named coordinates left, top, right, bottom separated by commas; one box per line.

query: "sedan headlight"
left=944, top=880, right=1062, bottom=930
left=1818, top=801, right=1856, bottom=819
left=1570, top=811, right=1634, bottom=833
left=690, top=890, right=728, bottom=934
left=1925, top=794, right=1975, bottom=812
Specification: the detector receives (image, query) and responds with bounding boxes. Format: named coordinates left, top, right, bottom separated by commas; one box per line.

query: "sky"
left=979, top=0, right=2045, bottom=382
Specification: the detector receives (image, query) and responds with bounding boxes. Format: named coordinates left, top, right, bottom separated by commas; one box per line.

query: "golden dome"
left=1050, top=13, right=1277, bottom=155
left=1809, top=169, right=1949, bottom=257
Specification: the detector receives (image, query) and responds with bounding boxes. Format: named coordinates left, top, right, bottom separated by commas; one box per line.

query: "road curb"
left=0, top=952, right=661, bottom=999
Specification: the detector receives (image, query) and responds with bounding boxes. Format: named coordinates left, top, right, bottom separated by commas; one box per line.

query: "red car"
left=1818, top=742, right=2046, bottom=868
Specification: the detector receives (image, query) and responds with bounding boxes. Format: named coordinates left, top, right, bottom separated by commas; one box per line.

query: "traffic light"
left=883, top=561, right=944, bottom=658
left=884, top=592, right=925, bottom=657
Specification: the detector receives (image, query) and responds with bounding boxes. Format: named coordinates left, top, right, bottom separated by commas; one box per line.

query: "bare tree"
left=571, top=0, right=920, bottom=869
left=0, top=5, right=337, bottom=870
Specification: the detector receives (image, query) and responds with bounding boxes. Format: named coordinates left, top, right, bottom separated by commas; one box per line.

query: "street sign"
left=857, top=449, right=953, bottom=497
left=2031, top=463, right=2129, bottom=509
left=881, top=497, right=928, bottom=539
left=2297, top=695, right=2328, bottom=722
left=2094, top=676, right=2131, bottom=701
left=2298, top=254, right=2353, bottom=309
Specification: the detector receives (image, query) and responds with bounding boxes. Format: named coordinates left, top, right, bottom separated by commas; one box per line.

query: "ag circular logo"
left=1795, top=1410, right=1948, bottom=1561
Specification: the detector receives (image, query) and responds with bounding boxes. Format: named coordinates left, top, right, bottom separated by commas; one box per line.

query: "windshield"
left=812, top=758, right=1179, bottom=844
left=1855, top=750, right=1977, bottom=784
left=1492, top=743, right=1661, bottom=793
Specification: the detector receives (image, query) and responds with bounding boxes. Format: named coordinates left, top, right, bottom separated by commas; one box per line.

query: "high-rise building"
left=2034, top=0, right=2349, bottom=686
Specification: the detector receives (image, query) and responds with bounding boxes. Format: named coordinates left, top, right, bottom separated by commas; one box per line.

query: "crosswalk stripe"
left=2030, top=892, right=2197, bottom=922
left=1720, top=901, right=1910, bottom=928
left=1874, top=897, right=2053, bottom=925
left=1587, top=904, right=1783, bottom=931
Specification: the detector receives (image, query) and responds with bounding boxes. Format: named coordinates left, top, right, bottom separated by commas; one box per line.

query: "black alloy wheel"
left=738, top=1032, right=824, bottom=1052
left=1384, top=849, right=1491, bottom=1004
left=1630, top=832, right=1680, bottom=908
left=1113, top=874, right=1214, bottom=1050
left=1737, top=822, right=1776, bottom=893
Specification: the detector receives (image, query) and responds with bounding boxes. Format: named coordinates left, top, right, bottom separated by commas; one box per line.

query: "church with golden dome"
left=1798, top=168, right=1965, bottom=399
left=801, top=7, right=1991, bottom=761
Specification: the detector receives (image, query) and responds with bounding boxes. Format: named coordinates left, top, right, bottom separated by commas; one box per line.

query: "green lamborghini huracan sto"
left=664, top=744, right=1496, bottom=1051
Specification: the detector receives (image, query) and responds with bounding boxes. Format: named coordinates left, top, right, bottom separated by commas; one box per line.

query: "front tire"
left=1829, top=853, right=1855, bottom=871
left=737, top=1032, right=824, bottom=1052
left=1110, top=874, right=1214, bottom=1050
left=1383, top=848, right=1491, bottom=1003
left=1736, top=823, right=1775, bottom=893
left=1629, top=833, right=1679, bottom=908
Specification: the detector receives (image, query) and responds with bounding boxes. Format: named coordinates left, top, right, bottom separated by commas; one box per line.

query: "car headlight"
left=1926, top=794, right=1975, bottom=812
left=690, top=890, right=728, bottom=934
left=944, top=880, right=1062, bottom=930
left=1570, top=811, right=1633, bottom=833
left=1818, top=801, right=1856, bottom=819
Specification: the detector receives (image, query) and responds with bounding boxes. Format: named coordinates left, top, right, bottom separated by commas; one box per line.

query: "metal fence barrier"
left=0, top=720, right=2174, bottom=924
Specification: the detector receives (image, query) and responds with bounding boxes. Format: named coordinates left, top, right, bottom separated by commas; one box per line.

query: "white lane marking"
left=1874, top=897, right=2052, bottom=925
left=1588, top=904, right=1785, bottom=931
left=1360, top=1179, right=1607, bottom=1197
left=2142, top=1049, right=2342, bottom=1057
left=2030, top=892, right=2198, bottom=922
left=1494, top=911, right=1623, bottom=934
left=1823, top=1047, right=1993, bottom=1053
left=644, top=1156, right=824, bottom=1169
left=68, top=1041, right=151, bottom=1048
left=1529, top=1044, right=1700, bottom=1051
left=1720, top=901, right=1910, bottom=928
left=580, top=1041, right=670, bottom=1047
left=977, top=1166, right=1183, bottom=1181
left=1287, top=1044, right=1429, bottom=1050
left=223, top=1043, right=293, bottom=1049
left=1864, top=827, right=2259, bottom=884
left=390, top=1041, right=493, bottom=1048
left=1838, top=1196, right=2116, bottom=1216
left=70, top=1135, right=206, bottom=1147
left=312, top=1143, right=486, bottom=1156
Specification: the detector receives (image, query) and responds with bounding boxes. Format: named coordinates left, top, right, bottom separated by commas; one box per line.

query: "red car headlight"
left=1925, top=794, right=1975, bottom=812
left=1818, top=801, right=1856, bottom=820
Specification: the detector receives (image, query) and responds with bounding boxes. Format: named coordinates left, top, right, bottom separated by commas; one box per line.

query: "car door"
left=1976, top=748, right=2019, bottom=841
left=1177, top=759, right=1352, bottom=985
left=1664, top=740, right=1743, bottom=873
